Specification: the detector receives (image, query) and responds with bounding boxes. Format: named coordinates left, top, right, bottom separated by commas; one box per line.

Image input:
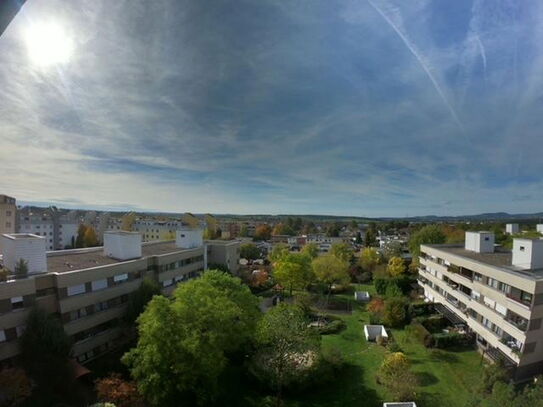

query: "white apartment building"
left=418, top=231, right=543, bottom=380
left=506, top=223, right=520, bottom=234
left=17, top=209, right=78, bottom=250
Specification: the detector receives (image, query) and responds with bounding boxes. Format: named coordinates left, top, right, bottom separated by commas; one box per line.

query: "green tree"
left=383, top=297, right=408, bottom=328
left=382, top=240, right=403, bottom=260
left=269, top=243, right=290, bottom=263
left=478, top=359, right=509, bottom=394
left=240, top=243, right=260, bottom=261
left=326, top=222, right=341, bottom=237
left=330, top=242, right=354, bottom=264
left=273, top=223, right=295, bottom=236
left=251, top=304, right=319, bottom=406
left=312, top=255, right=350, bottom=299
left=20, top=307, right=72, bottom=390
left=123, top=271, right=260, bottom=406
left=239, top=224, right=249, bottom=237
left=301, top=243, right=319, bottom=259
left=387, top=256, right=406, bottom=277
left=124, top=277, right=162, bottom=325
left=14, top=258, right=28, bottom=277
left=274, top=253, right=314, bottom=295
left=75, top=223, right=87, bottom=248
left=408, top=224, right=446, bottom=258
left=359, top=247, right=381, bottom=273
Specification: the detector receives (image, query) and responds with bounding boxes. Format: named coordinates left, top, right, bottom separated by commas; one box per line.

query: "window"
left=91, top=279, right=108, bottom=291
left=162, top=279, right=173, bottom=287
left=67, top=284, right=86, bottom=296
left=113, top=273, right=128, bottom=283
left=520, top=246, right=525, bottom=252
left=70, top=307, right=87, bottom=321
left=0, top=330, right=6, bottom=343
left=95, top=301, right=109, bottom=312
left=5, top=222, right=11, bottom=228
left=16, top=325, right=25, bottom=337
left=6, top=210, right=11, bottom=217
left=11, top=296, right=24, bottom=310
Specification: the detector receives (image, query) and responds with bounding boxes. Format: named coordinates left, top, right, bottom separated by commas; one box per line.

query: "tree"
left=478, top=359, right=509, bottom=395
left=301, top=243, right=319, bottom=259
left=14, top=258, right=28, bottom=277
left=359, top=247, right=381, bottom=273
left=254, top=224, right=272, bottom=241
left=385, top=283, right=403, bottom=299
left=330, top=242, right=354, bottom=264
left=377, top=352, right=417, bottom=401
left=239, top=224, right=249, bottom=237
left=84, top=226, right=99, bottom=247
left=312, top=255, right=350, bottom=299
left=387, top=257, right=406, bottom=277
left=20, top=307, right=72, bottom=389
left=125, top=277, right=162, bottom=325
left=269, top=243, right=290, bottom=263
left=95, top=373, right=144, bottom=407
left=383, top=297, right=408, bottom=328
left=251, top=304, right=319, bottom=406
left=274, top=253, right=314, bottom=295
left=121, top=212, right=136, bottom=231
left=273, top=223, right=295, bottom=236
left=240, top=243, right=260, bottom=261
left=123, top=271, right=260, bottom=406
left=0, top=367, right=32, bottom=407
left=382, top=240, right=403, bottom=260
left=326, top=222, right=341, bottom=237
left=75, top=223, right=87, bottom=248
left=364, top=229, right=378, bottom=247
left=408, top=225, right=446, bottom=258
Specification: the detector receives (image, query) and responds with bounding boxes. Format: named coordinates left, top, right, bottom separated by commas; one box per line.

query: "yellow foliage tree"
left=387, top=256, right=406, bottom=277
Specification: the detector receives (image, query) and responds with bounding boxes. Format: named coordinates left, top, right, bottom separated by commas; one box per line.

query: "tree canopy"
left=123, top=271, right=260, bottom=406
left=312, top=255, right=350, bottom=294
left=254, top=224, right=272, bottom=241
left=386, top=257, right=406, bottom=277
left=408, top=224, right=446, bottom=258
left=359, top=247, right=381, bottom=273
left=240, top=243, right=260, bottom=261
left=330, top=242, right=354, bottom=264
left=301, top=242, right=319, bottom=259
left=269, top=243, right=290, bottom=263
left=273, top=253, right=314, bottom=294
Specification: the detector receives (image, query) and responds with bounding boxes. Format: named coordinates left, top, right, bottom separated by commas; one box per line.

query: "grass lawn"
left=282, top=284, right=486, bottom=407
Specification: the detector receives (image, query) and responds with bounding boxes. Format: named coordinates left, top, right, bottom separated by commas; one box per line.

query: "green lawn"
left=283, top=284, right=485, bottom=407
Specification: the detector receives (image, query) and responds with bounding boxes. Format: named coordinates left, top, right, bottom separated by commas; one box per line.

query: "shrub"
left=318, top=319, right=346, bottom=335
left=410, top=303, right=435, bottom=318
left=432, top=332, right=474, bottom=349
left=407, top=322, right=433, bottom=347
left=383, top=298, right=408, bottom=328
left=369, top=312, right=383, bottom=325
left=374, top=278, right=388, bottom=295
left=385, top=283, right=403, bottom=299
left=421, top=316, right=448, bottom=333
left=367, top=298, right=385, bottom=313
left=387, top=341, right=402, bottom=353
left=358, top=271, right=372, bottom=283
left=376, top=335, right=387, bottom=346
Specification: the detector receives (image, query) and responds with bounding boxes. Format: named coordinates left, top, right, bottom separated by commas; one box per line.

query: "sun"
left=24, top=22, right=73, bottom=67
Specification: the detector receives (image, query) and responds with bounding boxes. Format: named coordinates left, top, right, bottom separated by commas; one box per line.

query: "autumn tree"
left=272, top=223, right=295, bottom=236
left=387, top=256, right=406, bottom=277
left=377, top=352, right=417, bottom=401
left=95, top=373, right=144, bottom=407
left=301, top=242, right=319, bottom=259
left=359, top=247, right=381, bottom=273
left=254, top=224, right=272, bottom=241
left=312, top=255, right=350, bottom=299
left=84, top=226, right=99, bottom=247
left=273, top=253, right=314, bottom=295
left=240, top=243, right=260, bottom=261
left=0, top=367, right=32, bottom=407
left=123, top=271, right=260, bottom=405
left=251, top=304, right=320, bottom=406
left=330, top=242, right=354, bottom=264
left=383, top=297, right=408, bottom=328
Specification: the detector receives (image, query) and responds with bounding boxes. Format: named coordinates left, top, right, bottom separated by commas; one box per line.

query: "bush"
left=387, top=341, right=402, bottom=353
left=410, top=303, right=435, bottom=318
left=421, top=316, right=448, bottom=333
left=374, top=278, right=388, bottom=295
left=385, top=283, right=403, bottom=298
left=376, top=335, right=387, bottom=346
left=369, top=312, right=383, bottom=325
left=358, top=271, right=372, bottom=283
left=432, top=332, right=474, bottom=349
left=317, top=319, right=347, bottom=335
left=407, top=322, right=433, bottom=347
left=383, top=298, right=408, bottom=328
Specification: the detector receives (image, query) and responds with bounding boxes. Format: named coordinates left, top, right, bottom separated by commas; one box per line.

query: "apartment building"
left=17, top=208, right=78, bottom=250
left=0, top=195, right=16, bottom=238
left=0, top=229, right=239, bottom=365
left=418, top=231, right=543, bottom=380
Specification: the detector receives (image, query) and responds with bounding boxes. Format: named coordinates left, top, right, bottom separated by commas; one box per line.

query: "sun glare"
left=24, top=22, right=73, bottom=67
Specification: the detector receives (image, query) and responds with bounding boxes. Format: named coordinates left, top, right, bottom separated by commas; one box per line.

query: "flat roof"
left=422, top=244, right=543, bottom=280
left=46, top=241, right=199, bottom=273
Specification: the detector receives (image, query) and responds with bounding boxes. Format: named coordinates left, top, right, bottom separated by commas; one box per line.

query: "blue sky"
left=1, top=0, right=542, bottom=216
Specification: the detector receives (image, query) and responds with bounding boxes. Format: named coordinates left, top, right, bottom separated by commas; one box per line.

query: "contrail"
left=367, top=0, right=466, bottom=134
left=474, top=34, right=487, bottom=79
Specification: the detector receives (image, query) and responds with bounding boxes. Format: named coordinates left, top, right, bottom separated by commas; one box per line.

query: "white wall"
left=465, top=231, right=494, bottom=253
left=537, top=224, right=543, bottom=234
left=176, top=229, right=203, bottom=248
left=506, top=224, right=520, bottom=234
left=59, top=222, right=78, bottom=249
left=512, top=239, right=543, bottom=270
left=103, top=231, right=142, bottom=260
left=1, top=234, right=47, bottom=274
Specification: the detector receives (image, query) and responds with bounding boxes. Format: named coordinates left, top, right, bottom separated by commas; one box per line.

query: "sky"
left=1, top=0, right=542, bottom=217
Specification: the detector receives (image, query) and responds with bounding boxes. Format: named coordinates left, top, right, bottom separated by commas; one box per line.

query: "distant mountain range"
left=375, top=212, right=543, bottom=222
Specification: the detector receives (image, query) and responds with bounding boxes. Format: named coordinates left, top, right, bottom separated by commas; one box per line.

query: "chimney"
left=176, top=228, right=203, bottom=249
left=103, top=231, right=141, bottom=260
left=506, top=223, right=519, bottom=235
left=512, top=238, right=543, bottom=270
left=1, top=233, right=47, bottom=275
left=465, top=231, right=495, bottom=253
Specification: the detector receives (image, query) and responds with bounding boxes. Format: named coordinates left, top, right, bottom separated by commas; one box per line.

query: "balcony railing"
left=505, top=293, right=532, bottom=308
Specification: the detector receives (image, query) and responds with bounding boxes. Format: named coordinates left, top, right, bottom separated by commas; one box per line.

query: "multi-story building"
left=132, top=220, right=180, bottom=242
left=0, top=229, right=239, bottom=365
left=17, top=208, right=78, bottom=250
left=418, top=231, right=543, bottom=380
left=0, top=195, right=16, bottom=238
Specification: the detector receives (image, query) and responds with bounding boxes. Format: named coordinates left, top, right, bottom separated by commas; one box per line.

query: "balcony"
left=505, top=293, right=532, bottom=308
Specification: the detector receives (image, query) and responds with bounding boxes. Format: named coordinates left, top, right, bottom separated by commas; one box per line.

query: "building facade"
left=418, top=231, right=543, bottom=380
left=0, top=230, right=239, bottom=365
left=0, top=195, right=16, bottom=240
